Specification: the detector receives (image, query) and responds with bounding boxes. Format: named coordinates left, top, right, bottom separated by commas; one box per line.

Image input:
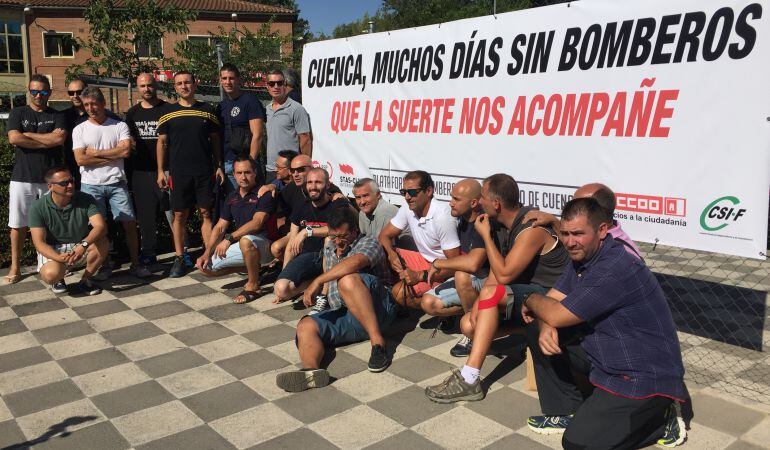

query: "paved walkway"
left=1, top=259, right=769, bottom=449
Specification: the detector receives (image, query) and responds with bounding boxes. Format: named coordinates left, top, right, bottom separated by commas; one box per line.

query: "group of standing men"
left=6, top=67, right=687, bottom=449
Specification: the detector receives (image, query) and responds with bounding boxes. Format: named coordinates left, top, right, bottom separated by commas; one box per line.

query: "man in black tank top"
left=426, top=174, right=568, bottom=404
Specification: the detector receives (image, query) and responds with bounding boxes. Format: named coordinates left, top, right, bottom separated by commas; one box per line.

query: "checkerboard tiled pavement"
left=1, top=254, right=770, bottom=449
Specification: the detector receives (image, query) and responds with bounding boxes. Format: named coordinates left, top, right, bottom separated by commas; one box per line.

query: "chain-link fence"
left=639, top=239, right=770, bottom=404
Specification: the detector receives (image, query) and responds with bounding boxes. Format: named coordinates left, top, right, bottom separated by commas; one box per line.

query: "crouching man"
left=29, top=166, right=108, bottom=295
left=522, top=197, right=686, bottom=448
left=276, top=208, right=397, bottom=392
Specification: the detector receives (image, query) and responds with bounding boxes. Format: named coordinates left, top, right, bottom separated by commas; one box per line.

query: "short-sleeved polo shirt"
left=220, top=188, right=276, bottom=236
left=389, top=198, right=460, bottom=262
left=28, top=192, right=101, bottom=245
left=265, top=97, right=311, bottom=171
left=555, top=238, right=685, bottom=401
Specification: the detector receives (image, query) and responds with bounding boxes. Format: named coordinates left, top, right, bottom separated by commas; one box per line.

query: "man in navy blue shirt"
left=217, top=63, right=266, bottom=191
left=520, top=197, right=686, bottom=448
left=196, top=156, right=276, bottom=304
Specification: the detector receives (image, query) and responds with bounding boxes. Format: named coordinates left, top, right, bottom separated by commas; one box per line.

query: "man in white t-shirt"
left=72, top=86, right=149, bottom=279
left=379, top=170, right=461, bottom=309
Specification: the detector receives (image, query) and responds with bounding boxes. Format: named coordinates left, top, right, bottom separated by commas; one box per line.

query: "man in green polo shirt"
left=28, top=166, right=108, bottom=295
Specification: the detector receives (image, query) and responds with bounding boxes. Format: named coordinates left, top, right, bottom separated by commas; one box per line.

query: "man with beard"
left=378, top=170, right=461, bottom=309
left=217, top=63, right=265, bottom=190
left=125, top=73, right=171, bottom=265
left=157, top=71, right=224, bottom=278
left=276, top=207, right=396, bottom=392
left=29, top=167, right=108, bottom=296
left=272, top=167, right=351, bottom=303
left=5, top=74, right=67, bottom=284
left=425, top=173, right=568, bottom=403
left=196, top=156, right=276, bottom=303
left=520, top=197, right=685, bottom=448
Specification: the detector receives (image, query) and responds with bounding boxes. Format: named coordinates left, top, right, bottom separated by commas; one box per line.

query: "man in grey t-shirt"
left=265, top=69, right=312, bottom=182
left=353, top=178, right=398, bottom=238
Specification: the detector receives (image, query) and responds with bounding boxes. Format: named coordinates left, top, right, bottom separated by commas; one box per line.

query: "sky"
left=296, top=0, right=382, bottom=36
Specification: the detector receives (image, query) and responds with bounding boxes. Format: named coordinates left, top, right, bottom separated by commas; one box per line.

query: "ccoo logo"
left=700, top=196, right=746, bottom=231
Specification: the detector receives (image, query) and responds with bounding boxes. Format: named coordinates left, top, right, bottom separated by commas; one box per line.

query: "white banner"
left=302, top=0, right=770, bottom=259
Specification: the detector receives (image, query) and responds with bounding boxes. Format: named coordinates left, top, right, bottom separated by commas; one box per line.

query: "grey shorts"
left=210, top=235, right=273, bottom=270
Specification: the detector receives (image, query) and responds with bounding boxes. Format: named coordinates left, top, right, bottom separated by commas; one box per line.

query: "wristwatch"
left=305, top=226, right=313, bottom=237
left=80, top=240, right=89, bottom=249
left=224, top=233, right=235, bottom=244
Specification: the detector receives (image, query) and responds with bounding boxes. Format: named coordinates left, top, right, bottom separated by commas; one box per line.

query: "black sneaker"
left=368, top=344, right=390, bottom=372
left=450, top=336, right=473, bottom=357
left=657, top=403, right=686, bottom=447
left=51, top=279, right=67, bottom=294
left=169, top=256, right=186, bottom=278
left=74, top=279, right=102, bottom=296
left=275, top=368, right=330, bottom=392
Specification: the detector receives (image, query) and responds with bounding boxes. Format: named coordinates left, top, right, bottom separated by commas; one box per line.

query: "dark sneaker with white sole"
left=51, top=280, right=67, bottom=294
left=73, top=279, right=102, bottom=296
left=450, top=336, right=472, bottom=357
left=169, top=256, right=186, bottom=278
left=368, top=344, right=390, bottom=372
left=657, top=403, right=686, bottom=447
left=527, top=414, right=573, bottom=434
left=275, top=369, right=330, bottom=392
left=425, top=368, right=484, bottom=403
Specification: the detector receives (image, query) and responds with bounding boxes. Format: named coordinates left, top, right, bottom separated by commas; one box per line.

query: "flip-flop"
left=234, top=289, right=263, bottom=304
left=3, top=274, right=21, bottom=285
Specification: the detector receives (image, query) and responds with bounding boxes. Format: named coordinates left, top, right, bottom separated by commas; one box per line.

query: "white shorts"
left=211, top=235, right=273, bottom=270
left=37, top=242, right=90, bottom=272
left=8, top=181, right=49, bottom=228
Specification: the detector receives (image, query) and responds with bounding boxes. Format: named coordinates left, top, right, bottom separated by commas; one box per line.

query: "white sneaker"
left=309, top=295, right=328, bottom=315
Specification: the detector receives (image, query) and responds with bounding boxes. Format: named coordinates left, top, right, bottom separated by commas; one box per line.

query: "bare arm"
left=433, top=247, right=487, bottom=275
left=524, top=290, right=580, bottom=328
left=84, top=213, right=108, bottom=244
left=314, top=254, right=369, bottom=287
left=73, top=147, right=111, bottom=166
left=282, top=223, right=301, bottom=266
left=8, top=130, right=64, bottom=149
left=248, top=118, right=264, bottom=161
left=202, top=218, right=230, bottom=259
left=232, top=211, right=269, bottom=240
left=22, top=129, right=67, bottom=147
left=30, top=227, right=64, bottom=261
left=484, top=227, right=551, bottom=285
left=298, top=132, right=312, bottom=156
left=86, top=139, right=131, bottom=160
left=156, top=134, right=168, bottom=173
left=378, top=222, right=405, bottom=271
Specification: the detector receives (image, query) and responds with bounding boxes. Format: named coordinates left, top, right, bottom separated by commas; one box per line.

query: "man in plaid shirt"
left=520, top=197, right=686, bottom=448
left=276, top=208, right=397, bottom=393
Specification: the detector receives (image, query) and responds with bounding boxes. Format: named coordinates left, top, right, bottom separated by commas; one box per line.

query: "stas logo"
left=700, top=196, right=746, bottom=231
left=339, top=164, right=354, bottom=175
left=616, top=193, right=686, bottom=217
left=336, top=163, right=359, bottom=187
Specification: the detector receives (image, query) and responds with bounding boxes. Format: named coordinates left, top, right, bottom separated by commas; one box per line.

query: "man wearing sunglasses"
left=265, top=69, right=312, bottom=182
left=276, top=207, right=396, bottom=392
left=5, top=74, right=67, bottom=285
left=28, top=166, right=108, bottom=296
left=378, top=170, right=461, bottom=309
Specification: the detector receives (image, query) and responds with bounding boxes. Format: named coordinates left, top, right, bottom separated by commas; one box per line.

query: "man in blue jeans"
left=276, top=207, right=396, bottom=392
left=72, top=86, right=150, bottom=279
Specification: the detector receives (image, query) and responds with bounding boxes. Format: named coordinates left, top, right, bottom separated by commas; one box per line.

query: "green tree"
left=65, top=0, right=196, bottom=82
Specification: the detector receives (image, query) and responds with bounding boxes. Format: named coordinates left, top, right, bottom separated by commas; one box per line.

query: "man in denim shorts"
left=72, top=86, right=149, bottom=279
left=276, top=208, right=396, bottom=392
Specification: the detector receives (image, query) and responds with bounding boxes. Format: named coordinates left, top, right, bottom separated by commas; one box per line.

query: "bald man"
left=125, top=73, right=171, bottom=265
left=524, top=183, right=642, bottom=259
left=421, top=179, right=489, bottom=356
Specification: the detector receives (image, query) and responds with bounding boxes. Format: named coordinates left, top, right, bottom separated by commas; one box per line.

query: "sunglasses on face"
left=399, top=188, right=424, bottom=197
left=68, top=89, right=83, bottom=96
left=289, top=166, right=309, bottom=174
left=30, top=89, right=51, bottom=97
left=267, top=80, right=285, bottom=87
left=50, top=178, right=75, bottom=187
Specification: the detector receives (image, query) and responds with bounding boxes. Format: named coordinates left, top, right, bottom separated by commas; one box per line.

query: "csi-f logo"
left=700, top=196, right=746, bottom=231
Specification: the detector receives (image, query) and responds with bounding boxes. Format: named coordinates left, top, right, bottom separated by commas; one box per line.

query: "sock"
left=460, top=365, right=480, bottom=384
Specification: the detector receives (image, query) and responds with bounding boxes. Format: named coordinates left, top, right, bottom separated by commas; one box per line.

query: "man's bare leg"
left=390, top=282, right=423, bottom=309
left=121, top=220, right=141, bottom=265
left=466, top=285, right=504, bottom=370
left=296, top=317, right=325, bottom=369
left=199, top=207, right=213, bottom=249
left=240, top=237, right=261, bottom=292
left=421, top=294, right=463, bottom=317
left=39, top=260, right=66, bottom=285
left=8, top=227, right=26, bottom=279
left=455, top=271, right=479, bottom=312
left=85, top=237, right=109, bottom=280
left=172, top=210, right=189, bottom=256
left=271, top=235, right=289, bottom=262
left=273, top=279, right=310, bottom=303
left=337, top=273, right=385, bottom=347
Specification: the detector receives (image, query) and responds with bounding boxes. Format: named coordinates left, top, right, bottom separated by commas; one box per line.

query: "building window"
left=43, top=32, right=75, bottom=58
left=136, top=37, right=162, bottom=59
left=0, top=20, right=24, bottom=73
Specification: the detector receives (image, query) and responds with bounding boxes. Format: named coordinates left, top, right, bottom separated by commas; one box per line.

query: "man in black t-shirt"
left=5, top=74, right=67, bottom=284
left=196, top=157, right=276, bottom=303
left=273, top=168, right=351, bottom=303
left=125, top=73, right=170, bottom=265
left=156, top=71, right=224, bottom=278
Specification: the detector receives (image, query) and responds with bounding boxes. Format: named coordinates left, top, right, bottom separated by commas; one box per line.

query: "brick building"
left=0, top=0, right=295, bottom=114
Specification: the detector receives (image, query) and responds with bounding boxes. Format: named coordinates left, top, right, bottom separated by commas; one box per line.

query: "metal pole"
left=127, top=80, right=132, bottom=106
left=216, top=43, right=225, bottom=101
left=368, top=20, right=374, bottom=34
left=493, top=0, right=497, bottom=15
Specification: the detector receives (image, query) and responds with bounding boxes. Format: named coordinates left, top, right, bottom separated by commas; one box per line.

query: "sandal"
left=234, top=289, right=263, bottom=304
left=3, top=274, right=21, bottom=285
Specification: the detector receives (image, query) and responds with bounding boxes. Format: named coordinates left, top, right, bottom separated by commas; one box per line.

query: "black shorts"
left=169, top=174, right=214, bottom=212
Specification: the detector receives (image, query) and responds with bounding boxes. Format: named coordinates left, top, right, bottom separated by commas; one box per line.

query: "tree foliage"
left=65, top=0, right=196, bottom=82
